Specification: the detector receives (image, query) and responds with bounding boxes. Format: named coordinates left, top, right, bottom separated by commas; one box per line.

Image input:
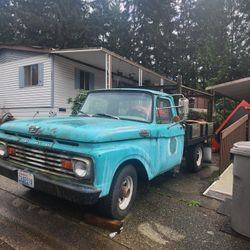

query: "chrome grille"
left=8, top=143, right=74, bottom=176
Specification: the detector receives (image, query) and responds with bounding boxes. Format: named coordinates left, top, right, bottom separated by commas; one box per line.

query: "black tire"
left=186, top=144, right=203, bottom=173
left=97, top=164, right=137, bottom=220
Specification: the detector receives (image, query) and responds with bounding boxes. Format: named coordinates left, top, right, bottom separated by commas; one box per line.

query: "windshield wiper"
left=93, top=113, right=120, bottom=120
left=78, top=111, right=90, bottom=117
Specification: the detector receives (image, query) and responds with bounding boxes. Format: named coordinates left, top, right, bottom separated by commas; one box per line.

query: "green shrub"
left=213, top=98, right=237, bottom=130
left=68, top=90, right=88, bottom=115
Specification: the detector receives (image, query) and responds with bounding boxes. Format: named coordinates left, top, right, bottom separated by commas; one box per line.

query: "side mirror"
left=178, top=97, right=189, bottom=120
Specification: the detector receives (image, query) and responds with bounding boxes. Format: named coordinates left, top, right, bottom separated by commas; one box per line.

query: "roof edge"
left=206, top=77, right=250, bottom=91
left=0, top=45, right=51, bottom=54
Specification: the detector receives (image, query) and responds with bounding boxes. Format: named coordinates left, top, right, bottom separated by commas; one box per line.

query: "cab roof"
left=91, top=88, right=172, bottom=98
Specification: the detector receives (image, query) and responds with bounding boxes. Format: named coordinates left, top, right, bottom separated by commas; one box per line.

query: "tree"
left=191, top=0, right=230, bottom=88
left=123, top=0, right=177, bottom=75
left=225, top=0, right=250, bottom=80
left=0, top=0, right=249, bottom=87
left=0, top=0, right=15, bottom=44
left=174, top=0, right=198, bottom=87
left=1, top=0, right=91, bottom=48
left=88, top=0, right=133, bottom=58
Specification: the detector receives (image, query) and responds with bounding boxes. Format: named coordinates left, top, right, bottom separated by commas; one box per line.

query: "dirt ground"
left=0, top=154, right=250, bottom=250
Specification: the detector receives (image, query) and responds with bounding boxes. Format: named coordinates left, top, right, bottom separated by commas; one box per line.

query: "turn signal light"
left=61, top=160, right=73, bottom=170
left=7, top=147, right=16, bottom=156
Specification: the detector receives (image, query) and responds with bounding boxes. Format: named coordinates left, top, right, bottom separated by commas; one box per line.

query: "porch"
left=52, top=47, right=177, bottom=89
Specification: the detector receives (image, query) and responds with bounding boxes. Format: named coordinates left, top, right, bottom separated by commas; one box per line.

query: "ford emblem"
left=29, top=125, right=40, bottom=134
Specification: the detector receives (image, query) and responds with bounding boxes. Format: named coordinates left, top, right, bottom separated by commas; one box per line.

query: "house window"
left=156, top=98, right=173, bottom=124
left=19, top=63, right=44, bottom=88
left=24, top=64, right=39, bottom=86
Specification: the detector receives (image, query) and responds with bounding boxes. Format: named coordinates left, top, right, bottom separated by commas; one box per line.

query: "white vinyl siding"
left=0, top=50, right=42, bottom=64
left=0, top=54, right=51, bottom=109
left=0, top=107, right=58, bottom=119
left=53, top=56, right=105, bottom=113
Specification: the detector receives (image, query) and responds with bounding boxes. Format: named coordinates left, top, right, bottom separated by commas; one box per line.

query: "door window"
left=156, top=98, right=173, bottom=124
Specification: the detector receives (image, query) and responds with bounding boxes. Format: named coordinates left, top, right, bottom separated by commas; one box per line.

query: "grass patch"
left=208, top=171, right=220, bottom=185
left=180, top=199, right=201, bottom=207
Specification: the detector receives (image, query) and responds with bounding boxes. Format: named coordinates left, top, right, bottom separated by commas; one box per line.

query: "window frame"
left=24, top=63, right=39, bottom=87
left=81, top=90, right=154, bottom=123
left=79, top=70, right=90, bottom=90
left=156, top=97, right=174, bottom=124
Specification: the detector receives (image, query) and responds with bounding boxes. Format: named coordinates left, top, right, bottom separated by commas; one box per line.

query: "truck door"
left=156, top=97, right=185, bottom=174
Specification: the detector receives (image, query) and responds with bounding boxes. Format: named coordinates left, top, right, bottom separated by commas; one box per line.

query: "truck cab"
left=0, top=89, right=210, bottom=219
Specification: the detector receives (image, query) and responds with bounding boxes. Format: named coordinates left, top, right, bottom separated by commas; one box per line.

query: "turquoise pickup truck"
left=0, top=89, right=213, bottom=219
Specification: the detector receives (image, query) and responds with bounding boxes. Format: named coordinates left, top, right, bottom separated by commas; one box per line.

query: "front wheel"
left=186, top=144, right=204, bottom=172
left=97, top=164, right=137, bottom=220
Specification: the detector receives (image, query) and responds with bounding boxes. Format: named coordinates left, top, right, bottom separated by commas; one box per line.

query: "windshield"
left=81, top=91, right=153, bottom=122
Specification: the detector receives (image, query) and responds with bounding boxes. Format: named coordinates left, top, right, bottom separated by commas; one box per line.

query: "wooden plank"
left=83, top=213, right=123, bottom=233
left=221, top=115, right=248, bottom=139
left=181, top=85, right=213, bottom=97
left=220, top=122, right=247, bottom=173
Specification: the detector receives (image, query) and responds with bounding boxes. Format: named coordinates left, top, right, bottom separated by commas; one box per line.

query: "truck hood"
left=0, top=117, right=151, bottom=143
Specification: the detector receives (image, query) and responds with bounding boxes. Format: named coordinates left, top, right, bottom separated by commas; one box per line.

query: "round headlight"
left=0, top=142, right=7, bottom=158
left=73, top=160, right=88, bottom=178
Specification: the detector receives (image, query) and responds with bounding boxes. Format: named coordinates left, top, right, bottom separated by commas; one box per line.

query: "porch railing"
left=219, top=114, right=249, bottom=173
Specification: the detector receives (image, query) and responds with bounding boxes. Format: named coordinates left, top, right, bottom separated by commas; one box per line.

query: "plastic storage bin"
left=230, top=141, right=250, bottom=238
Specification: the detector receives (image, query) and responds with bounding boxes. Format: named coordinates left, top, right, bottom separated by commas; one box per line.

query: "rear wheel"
left=97, top=164, right=137, bottom=220
left=186, top=144, right=203, bottom=172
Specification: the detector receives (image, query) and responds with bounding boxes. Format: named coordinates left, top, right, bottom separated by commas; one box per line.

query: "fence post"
left=246, top=108, right=250, bottom=140
left=207, top=90, right=214, bottom=122
left=176, top=75, right=182, bottom=94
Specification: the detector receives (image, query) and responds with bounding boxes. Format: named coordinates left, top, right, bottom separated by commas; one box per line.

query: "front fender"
left=93, top=141, right=155, bottom=197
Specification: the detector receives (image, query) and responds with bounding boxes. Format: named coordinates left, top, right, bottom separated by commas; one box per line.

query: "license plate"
left=18, top=170, right=34, bottom=188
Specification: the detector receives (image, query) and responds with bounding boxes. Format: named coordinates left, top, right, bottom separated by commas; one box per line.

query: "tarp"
left=212, top=100, right=250, bottom=152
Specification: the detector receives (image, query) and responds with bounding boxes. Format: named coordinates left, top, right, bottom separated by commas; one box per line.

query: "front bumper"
left=0, top=159, right=101, bottom=205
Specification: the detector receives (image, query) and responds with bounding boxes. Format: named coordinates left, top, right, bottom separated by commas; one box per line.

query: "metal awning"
left=206, top=77, right=250, bottom=102
left=51, top=47, right=176, bottom=89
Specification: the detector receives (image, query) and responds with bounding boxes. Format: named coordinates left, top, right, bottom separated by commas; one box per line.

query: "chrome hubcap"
left=196, top=147, right=203, bottom=166
left=118, top=176, right=133, bottom=210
